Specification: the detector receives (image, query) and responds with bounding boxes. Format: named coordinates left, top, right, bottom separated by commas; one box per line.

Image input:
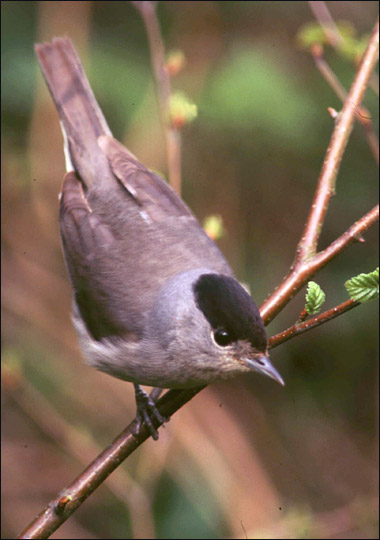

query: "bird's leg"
left=149, top=387, right=163, bottom=401
left=132, top=384, right=167, bottom=440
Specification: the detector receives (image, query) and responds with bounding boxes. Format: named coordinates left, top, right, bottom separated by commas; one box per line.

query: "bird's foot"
left=132, top=384, right=168, bottom=440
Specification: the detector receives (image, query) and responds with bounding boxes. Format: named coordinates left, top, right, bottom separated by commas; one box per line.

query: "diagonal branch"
left=19, top=14, right=379, bottom=540
left=297, top=17, right=378, bottom=264
left=261, top=204, right=379, bottom=324
left=260, top=17, right=379, bottom=324
left=308, top=0, right=345, bottom=48
left=17, top=200, right=378, bottom=539
left=17, top=387, right=202, bottom=539
left=311, top=45, right=379, bottom=165
left=269, top=298, right=360, bottom=349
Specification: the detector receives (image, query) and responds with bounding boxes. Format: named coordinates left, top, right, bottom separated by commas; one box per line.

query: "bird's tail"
left=35, top=37, right=112, bottom=188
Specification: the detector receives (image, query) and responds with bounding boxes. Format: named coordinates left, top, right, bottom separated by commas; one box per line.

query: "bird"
left=35, top=37, right=284, bottom=440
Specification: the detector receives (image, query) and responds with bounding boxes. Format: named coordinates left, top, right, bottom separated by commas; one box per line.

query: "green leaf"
left=345, top=268, right=379, bottom=303
left=305, top=281, right=326, bottom=315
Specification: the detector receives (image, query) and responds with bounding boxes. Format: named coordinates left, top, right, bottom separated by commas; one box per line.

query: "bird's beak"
left=244, top=354, right=285, bottom=386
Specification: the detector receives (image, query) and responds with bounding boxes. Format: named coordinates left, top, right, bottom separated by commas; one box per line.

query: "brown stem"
left=133, top=1, right=182, bottom=193
left=311, top=47, right=379, bottom=165
left=309, top=205, right=379, bottom=270
left=269, top=298, right=359, bottom=349
left=297, top=17, right=379, bottom=264
left=17, top=386, right=204, bottom=539
left=308, top=0, right=379, bottom=96
left=6, top=375, right=156, bottom=539
left=308, top=1, right=344, bottom=48
left=261, top=204, right=379, bottom=324
left=261, top=18, right=379, bottom=325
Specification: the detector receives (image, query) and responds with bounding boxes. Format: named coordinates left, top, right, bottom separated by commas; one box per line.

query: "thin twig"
left=298, top=17, right=378, bottom=262
left=308, top=204, right=379, bottom=270
left=269, top=298, right=359, bottom=349
left=308, top=1, right=344, bottom=48
left=261, top=204, right=379, bottom=325
left=261, top=18, right=379, bottom=324
left=311, top=45, right=379, bottom=165
left=133, top=1, right=182, bottom=193
left=308, top=0, right=379, bottom=95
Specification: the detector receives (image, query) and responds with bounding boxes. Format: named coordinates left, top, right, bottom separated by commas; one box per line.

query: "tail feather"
left=35, top=37, right=112, bottom=188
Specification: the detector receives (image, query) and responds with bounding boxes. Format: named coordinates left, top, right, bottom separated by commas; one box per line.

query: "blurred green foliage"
left=297, top=20, right=371, bottom=61
left=202, top=47, right=317, bottom=147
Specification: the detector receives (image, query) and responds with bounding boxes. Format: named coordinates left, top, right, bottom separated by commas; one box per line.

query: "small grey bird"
left=35, top=37, right=283, bottom=439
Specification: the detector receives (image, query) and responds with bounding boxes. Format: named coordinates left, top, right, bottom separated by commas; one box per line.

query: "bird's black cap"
left=193, top=273, right=267, bottom=352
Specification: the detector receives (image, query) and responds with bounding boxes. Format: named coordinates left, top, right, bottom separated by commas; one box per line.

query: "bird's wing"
left=98, top=135, right=193, bottom=223
left=59, top=171, right=144, bottom=340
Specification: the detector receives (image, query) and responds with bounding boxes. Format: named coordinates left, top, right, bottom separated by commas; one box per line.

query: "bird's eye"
left=213, top=329, right=233, bottom=347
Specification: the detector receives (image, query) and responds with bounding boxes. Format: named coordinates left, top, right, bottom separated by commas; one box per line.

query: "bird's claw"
left=132, top=384, right=168, bottom=440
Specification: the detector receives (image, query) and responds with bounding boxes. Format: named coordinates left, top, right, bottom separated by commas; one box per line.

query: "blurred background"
left=1, top=1, right=379, bottom=538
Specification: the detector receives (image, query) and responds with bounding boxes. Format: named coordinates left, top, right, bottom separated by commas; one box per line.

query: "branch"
left=261, top=204, right=379, bottom=325
left=261, top=17, right=379, bottom=324
left=6, top=374, right=156, bottom=539
left=309, top=204, right=379, bottom=269
left=308, top=1, right=379, bottom=95
left=133, top=1, right=182, bottom=193
left=308, top=1, right=345, bottom=48
left=17, top=200, right=379, bottom=539
left=298, top=17, right=378, bottom=263
left=20, top=14, right=379, bottom=540
left=17, top=386, right=204, bottom=539
left=18, top=276, right=377, bottom=540
left=269, top=298, right=359, bottom=349
left=311, top=45, right=379, bottom=165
